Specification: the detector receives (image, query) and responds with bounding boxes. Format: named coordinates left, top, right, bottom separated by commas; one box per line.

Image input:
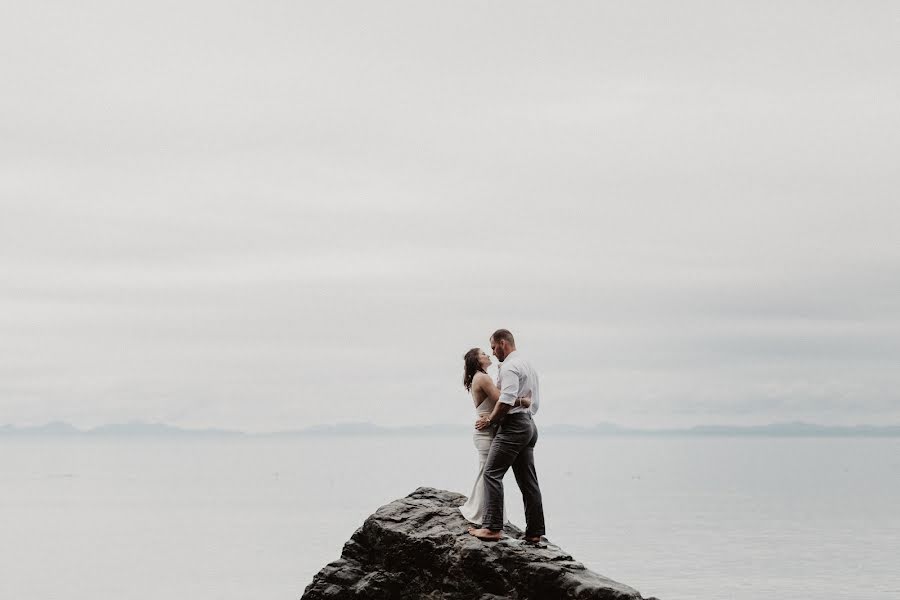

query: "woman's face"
left=478, top=349, right=492, bottom=369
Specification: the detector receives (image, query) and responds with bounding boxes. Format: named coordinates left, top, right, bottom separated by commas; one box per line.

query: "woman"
left=458, top=347, right=531, bottom=525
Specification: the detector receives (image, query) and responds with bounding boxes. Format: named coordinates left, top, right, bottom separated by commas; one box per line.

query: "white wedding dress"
left=459, top=394, right=508, bottom=525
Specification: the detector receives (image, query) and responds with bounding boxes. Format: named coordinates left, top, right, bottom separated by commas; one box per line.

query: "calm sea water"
left=1, top=435, right=898, bottom=600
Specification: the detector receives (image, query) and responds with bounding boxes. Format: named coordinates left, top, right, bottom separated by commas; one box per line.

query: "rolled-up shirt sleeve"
left=497, top=366, right=520, bottom=406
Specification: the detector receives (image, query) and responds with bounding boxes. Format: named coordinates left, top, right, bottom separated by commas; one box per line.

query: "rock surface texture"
left=301, top=487, right=660, bottom=600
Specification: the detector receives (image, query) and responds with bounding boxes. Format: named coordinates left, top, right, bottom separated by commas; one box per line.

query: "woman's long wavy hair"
left=463, top=347, right=487, bottom=392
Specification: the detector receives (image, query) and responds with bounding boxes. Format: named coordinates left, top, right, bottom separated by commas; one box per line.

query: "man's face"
left=490, top=337, right=507, bottom=362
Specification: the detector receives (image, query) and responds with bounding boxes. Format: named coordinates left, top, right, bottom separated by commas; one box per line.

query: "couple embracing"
left=459, top=329, right=546, bottom=544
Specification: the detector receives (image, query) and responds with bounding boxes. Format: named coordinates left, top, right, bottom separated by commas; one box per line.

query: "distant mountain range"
left=1, top=420, right=898, bottom=437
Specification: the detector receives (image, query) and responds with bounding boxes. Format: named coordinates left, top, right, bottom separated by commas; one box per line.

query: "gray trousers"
left=481, top=412, right=545, bottom=536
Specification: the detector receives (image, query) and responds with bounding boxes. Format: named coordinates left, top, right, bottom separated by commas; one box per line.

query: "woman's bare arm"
left=478, top=373, right=501, bottom=403
left=477, top=373, right=531, bottom=407
left=517, top=393, right=532, bottom=408
left=471, top=373, right=494, bottom=407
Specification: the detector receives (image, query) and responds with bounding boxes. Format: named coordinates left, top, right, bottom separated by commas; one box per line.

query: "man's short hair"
left=490, top=329, right=515, bottom=346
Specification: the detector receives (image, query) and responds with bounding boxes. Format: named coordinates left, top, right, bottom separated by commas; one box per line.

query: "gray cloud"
left=2, top=2, right=899, bottom=430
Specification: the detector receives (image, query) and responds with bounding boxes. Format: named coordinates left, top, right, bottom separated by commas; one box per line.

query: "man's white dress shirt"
left=497, top=350, right=540, bottom=416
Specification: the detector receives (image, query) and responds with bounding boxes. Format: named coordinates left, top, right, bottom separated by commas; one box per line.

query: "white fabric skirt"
left=459, top=427, right=508, bottom=525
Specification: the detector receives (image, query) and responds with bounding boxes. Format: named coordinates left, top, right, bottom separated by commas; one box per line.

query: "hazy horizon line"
left=2, top=420, right=899, bottom=437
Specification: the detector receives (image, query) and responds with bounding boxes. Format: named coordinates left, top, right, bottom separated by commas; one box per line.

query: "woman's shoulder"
left=471, top=371, right=492, bottom=387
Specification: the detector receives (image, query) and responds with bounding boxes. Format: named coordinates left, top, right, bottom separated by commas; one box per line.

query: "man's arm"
left=475, top=366, right=519, bottom=430
left=476, top=401, right=511, bottom=430
left=479, top=374, right=529, bottom=406
left=495, top=365, right=520, bottom=407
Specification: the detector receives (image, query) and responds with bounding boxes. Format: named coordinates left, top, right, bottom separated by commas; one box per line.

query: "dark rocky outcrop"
left=301, top=487, right=660, bottom=600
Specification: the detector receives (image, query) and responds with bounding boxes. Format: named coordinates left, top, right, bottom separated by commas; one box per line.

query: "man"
left=468, top=328, right=546, bottom=543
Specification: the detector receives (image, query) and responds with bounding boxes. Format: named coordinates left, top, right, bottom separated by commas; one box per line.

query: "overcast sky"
left=1, top=1, right=898, bottom=431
